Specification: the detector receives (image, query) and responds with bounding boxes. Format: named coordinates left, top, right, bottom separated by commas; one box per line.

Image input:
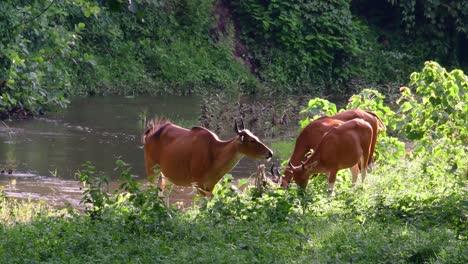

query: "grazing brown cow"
left=143, top=118, right=273, bottom=196
left=285, top=118, right=373, bottom=192
left=274, top=109, right=385, bottom=188
left=273, top=116, right=356, bottom=187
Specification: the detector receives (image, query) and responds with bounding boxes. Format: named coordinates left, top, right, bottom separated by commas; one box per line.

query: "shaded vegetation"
left=232, top=0, right=468, bottom=93
left=73, top=0, right=258, bottom=95
left=1, top=0, right=467, bottom=118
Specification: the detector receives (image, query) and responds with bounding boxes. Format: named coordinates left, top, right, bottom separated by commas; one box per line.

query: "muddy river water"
left=0, top=95, right=302, bottom=208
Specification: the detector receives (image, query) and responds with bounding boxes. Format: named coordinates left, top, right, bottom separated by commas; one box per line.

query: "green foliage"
left=233, top=0, right=364, bottom=92
left=346, top=20, right=423, bottom=87
left=77, top=159, right=170, bottom=224
left=346, top=89, right=397, bottom=130
left=354, top=0, right=468, bottom=97
left=2, top=0, right=465, bottom=119
left=0, top=150, right=467, bottom=263
left=74, top=0, right=258, bottom=95
left=200, top=175, right=298, bottom=223
left=111, top=160, right=170, bottom=230
left=299, top=98, right=337, bottom=128
left=388, top=0, right=467, bottom=63
left=77, top=161, right=110, bottom=219
left=0, top=0, right=99, bottom=117
left=0, top=0, right=259, bottom=118
left=374, top=136, right=406, bottom=165
left=397, top=61, right=467, bottom=155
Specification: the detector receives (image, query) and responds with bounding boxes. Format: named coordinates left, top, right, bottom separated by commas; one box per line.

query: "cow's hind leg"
left=197, top=188, right=212, bottom=198
left=327, top=170, right=338, bottom=195
left=360, top=157, right=368, bottom=183
left=146, top=162, right=162, bottom=183
left=146, top=163, right=167, bottom=199
left=350, top=165, right=360, bottom=186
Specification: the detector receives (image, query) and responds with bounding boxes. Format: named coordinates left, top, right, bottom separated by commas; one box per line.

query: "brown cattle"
left=275, top=109, right=385, bottom=188
left=276, top=116, right=358, bottom=188
left=285, top=118, right=373, bottom=192
left=143, top=118, right=273, bottom=196
left=331, top=109, right=386, bottom=165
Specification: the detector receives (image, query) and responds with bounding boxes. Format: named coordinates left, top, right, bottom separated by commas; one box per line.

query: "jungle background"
left=1, top=0, right=467, bottom=117
left=0, top=1, right=467, bottom=263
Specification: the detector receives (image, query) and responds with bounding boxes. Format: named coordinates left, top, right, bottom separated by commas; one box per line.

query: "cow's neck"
left=289, top=145, right=309, bottom=166
left=213, top=137, right=244, bottom=174
left=289, top=130, right=314, bottom=166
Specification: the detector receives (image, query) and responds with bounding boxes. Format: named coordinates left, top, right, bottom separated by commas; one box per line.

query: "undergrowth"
left=0, top=151, right=465, bottom=263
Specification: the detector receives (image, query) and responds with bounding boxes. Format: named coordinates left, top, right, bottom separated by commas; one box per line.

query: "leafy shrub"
left=77, top=159, right=171, bottom=227
left=73, top=0, right=258, bottom=95
left=232, top=0, right=364, bottom=92
left=0, top=148, right=466, bottom=263
left=397, top=61, right=467, bottom=149
left=396, top=61, right=467, bottom=174
left=77, top=162, right=110, bottom=219
left=346, top=89, right=397, bottom=130
left=388, top=0, right=467, bottom=64
left=0, top=1, right=99, bottom=117
left=200, top=175, right=300, bottom=222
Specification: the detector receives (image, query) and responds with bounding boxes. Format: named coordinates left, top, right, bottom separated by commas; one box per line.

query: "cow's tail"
left=364, top=111, right=386, bottom=131
left=142, top=117, right=170, bottom=144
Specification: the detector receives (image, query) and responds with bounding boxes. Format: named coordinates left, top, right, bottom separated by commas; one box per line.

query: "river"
left=0, top=95, right=305, bottom=208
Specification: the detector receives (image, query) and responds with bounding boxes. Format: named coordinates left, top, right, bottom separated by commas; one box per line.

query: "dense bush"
left=0, top=151, right=465, bottom=262
left=389, top=0, right=467, bottom=65
left=352, top=0, right=468, bottom=68
left=1, top=0, right=465, bottom=119
left=398, top=61, right=467, bottom=149
left=232, top=0, right=364, bottom=93
left=0, top=0, right=258, bottom=118
left=0, top=0, right=99, bottom=118
left=232, top=0, right=467, bottom=94
left=74, top=0, right=258, bottom=95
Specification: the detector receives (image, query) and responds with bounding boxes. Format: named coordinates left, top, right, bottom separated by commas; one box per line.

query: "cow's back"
left=332, top=109, right=380, bottom=164
left=312, top=119, right=372, bottom=171
left=144, top=123, right=190, bottom=163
